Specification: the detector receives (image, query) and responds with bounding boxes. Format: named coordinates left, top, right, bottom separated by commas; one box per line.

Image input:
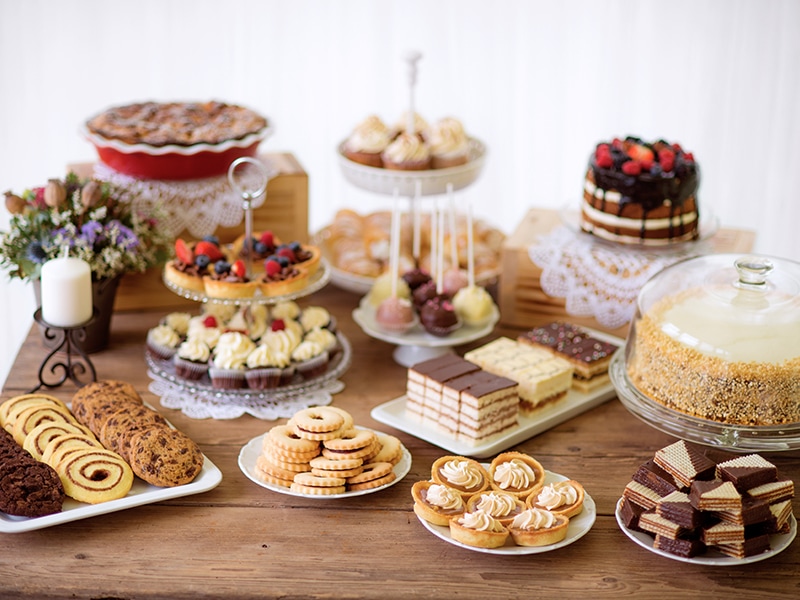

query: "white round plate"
left=353, top=297, right=498, bottom=349
left=417, top=470, right=596, bottom=555
left=238, top=430, right=411, bottom=499
left=615, top=498, right=797, bottom=565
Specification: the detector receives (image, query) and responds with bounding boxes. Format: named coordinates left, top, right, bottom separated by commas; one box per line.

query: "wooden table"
left=1, top=285, right=797, bottom=599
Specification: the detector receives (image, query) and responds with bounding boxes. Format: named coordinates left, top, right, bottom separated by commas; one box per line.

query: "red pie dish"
left=83, top=101, right=271, bottom=180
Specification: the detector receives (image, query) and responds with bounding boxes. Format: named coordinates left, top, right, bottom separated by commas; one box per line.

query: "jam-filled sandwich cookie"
left=290, top=472, right=347, bottom=495
left=290, top=407, right=347, bottom=441
left=321, top=428, right=378, bottom=461
left=371, top=432, right=403, bottom=466
left=346, top=461, right=396, bottom=492
left=309, top=456, right=365, bottom=479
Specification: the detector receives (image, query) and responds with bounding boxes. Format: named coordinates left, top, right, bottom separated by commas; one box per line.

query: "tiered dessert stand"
left=147, top=157, right=352, bottom=419
left=343, top=52, right=495, bottom=367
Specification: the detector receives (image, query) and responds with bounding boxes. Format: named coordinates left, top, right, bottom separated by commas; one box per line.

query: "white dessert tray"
left=417, top=469, right=596, bottom=554
left=615, top=498, right=797, bottom=565
left=238, top=430, right=411, bottom=499
left=0, top=454, right=222, bottom=534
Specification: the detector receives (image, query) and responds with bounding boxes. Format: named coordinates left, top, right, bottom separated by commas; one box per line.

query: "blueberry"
left=202, top=235, right=219, bottom=245
left=214, top=260, right=230, bottom=274
left=650, top=164, right=662, bottom=176
left=254, top=241, right=268, bottom=255
left=289, top=241, right=302, bottom=252
left=277, top=256, right=290, bottom=268
left=195, top=254, right=210, bottom=269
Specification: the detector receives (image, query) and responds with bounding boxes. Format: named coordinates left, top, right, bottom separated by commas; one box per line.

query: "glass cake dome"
left=610, top=253, right=800, bottom=451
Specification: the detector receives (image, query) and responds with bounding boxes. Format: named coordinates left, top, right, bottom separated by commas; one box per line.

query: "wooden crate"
left=69, top=153, right=309, bottom=311
left=499, top=208, right=756, bottom=337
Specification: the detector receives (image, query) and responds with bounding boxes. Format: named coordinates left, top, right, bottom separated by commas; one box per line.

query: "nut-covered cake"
left=581, top=136, right=700, bottom=245
left=625, top=255, right=800, bottom=426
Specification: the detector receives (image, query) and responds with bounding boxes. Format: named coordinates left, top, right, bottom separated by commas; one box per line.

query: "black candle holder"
left=30, top=308, right=97, bottom=393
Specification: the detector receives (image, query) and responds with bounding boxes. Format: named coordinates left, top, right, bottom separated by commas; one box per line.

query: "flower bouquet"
left=1, top=172, right=171, bottom=351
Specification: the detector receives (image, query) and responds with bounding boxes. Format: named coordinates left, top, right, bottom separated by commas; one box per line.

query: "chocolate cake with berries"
left=581, top=136, right=700, bottom=245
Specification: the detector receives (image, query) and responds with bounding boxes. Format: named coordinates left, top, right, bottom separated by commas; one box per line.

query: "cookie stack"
left=619, top=440, right=795, bottom=559
left=255, top=406, right=404, bottom=495
left=71, top=380, right=204, bottom=488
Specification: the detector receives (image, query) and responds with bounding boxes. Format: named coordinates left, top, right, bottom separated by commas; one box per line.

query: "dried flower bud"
left=81, top=180, right=103, bottom=210
left=4, top=191, right=26, bottom=215
left=44, top=179, right=67, bottom=208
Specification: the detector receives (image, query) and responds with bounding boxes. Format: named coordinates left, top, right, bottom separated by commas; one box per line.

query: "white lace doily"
left=148, top=376, right=344, bottom=420
left=93, top=158, right=278, bottom=239
left=529, top=226, right=711, bottom=329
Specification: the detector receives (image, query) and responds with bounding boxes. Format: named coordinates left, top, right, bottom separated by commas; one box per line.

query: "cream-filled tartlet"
left=528, top=479, right=585, bottom=518
left=412, top=480, right=466, bottom=526
left=465, top=490, right=526, bottom=526
left=449, top=510, right=509, bottom=549
left=488, top=452, right=546, bottom=499
left=431, top=455, right=490, bottom=499
left=508, top=508, right=569, bottom=547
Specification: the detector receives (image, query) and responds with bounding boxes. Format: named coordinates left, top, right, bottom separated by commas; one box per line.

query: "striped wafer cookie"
left=653, top=440, right=715, bottom=488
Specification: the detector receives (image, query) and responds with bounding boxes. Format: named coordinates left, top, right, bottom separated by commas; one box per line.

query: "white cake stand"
left=352, top=298, right=498, bottom=367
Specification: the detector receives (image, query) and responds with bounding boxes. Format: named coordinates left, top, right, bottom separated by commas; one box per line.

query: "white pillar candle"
left=40, top=256, right=93, bottom=327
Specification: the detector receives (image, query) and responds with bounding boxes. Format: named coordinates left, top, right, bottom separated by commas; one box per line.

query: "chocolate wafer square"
left=689, top=480, right=742, bottom=512
left=633, top=459, right=681, bottom=496
left=716, top=454, right=778, bottom=492
left=657, top=490, right=703, bottom=529
left=654, top=440, right=716, bottom=488
left=654, top=534, right=706, bottom=558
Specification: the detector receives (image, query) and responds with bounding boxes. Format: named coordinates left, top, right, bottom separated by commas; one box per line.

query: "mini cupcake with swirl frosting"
left=208, top=331, right=255, bottom=389
left=427, top=117, right=470, bottom=169
left=381, top=132, right=431, bottom=171
left=342, top=115, right=392, bottom=167
left=290, top=340, right=329, bottom=380
left=173, top=338, right=211, bottom=381
left=146, top=324, right=181, bottom=360
left=245, top=343, right=294, bottom=389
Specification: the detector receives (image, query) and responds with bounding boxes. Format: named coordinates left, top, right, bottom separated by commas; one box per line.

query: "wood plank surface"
left=0, top=284, right=797, bottom=600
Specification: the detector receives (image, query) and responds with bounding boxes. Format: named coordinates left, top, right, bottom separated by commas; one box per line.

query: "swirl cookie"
left=0, top=393, right=68, bottom=432
left=56, top=448, right=134, bottom=504
left=22, top=421, right=95, bottom=461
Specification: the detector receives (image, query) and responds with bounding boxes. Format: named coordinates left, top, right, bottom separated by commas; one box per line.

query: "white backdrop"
left=1, top=0, right=799, bottom=387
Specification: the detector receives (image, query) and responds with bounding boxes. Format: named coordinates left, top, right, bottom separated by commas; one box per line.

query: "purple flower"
left=108, top=221, right=140, bottom=251
left=80, top=221, right=105, bottom=246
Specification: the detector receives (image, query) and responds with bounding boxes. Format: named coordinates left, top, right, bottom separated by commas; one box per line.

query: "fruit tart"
left=164, top=237, right=227, bottom=294
left=204, top=258, right=258, bottom=299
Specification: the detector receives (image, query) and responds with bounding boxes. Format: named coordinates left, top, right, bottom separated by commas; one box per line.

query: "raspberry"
left=259, top=230, right=275, bottom=247
left=683, top=152, right=694, bottom=162
left=596, top=153, right=613, bottom=168
left=277, top=246, right=296, bottom=263
left=203, top=315, right=218, bottom=328
left=270, top=318, right=285, bottom=331
left=264, top=258, right=282, bottom=276
left=658, top=149, right=676, bottom=172
left=621, top=160, right=642, bottom=175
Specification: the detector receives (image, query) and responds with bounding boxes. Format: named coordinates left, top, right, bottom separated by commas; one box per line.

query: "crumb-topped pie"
left=84, top=100, right=270, bottom=179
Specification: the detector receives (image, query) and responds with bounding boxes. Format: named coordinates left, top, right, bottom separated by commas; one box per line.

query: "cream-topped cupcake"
left=343, top=115, right=392, bottom=167
left=381, top=132, right=432, bottom=171
left=299, top=306, right=332, bottom=332
left=290, top=340, right=329, bottom=380
left=209, top=331, right=256, bottom=389
left=173, top=338, right=211, bottom=381
left=427, top=117, right=469, bottom=169
left=262, top=325, right=301, bottom=356
left=146, top=324, right=181, bottom=360
left=245, top=343, right=294, bottom=389
left=303, top=327, right=338, bottom=355
left=162, top=312, right=192, bottom=337
left=271, top=300, right=301, bottom=321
